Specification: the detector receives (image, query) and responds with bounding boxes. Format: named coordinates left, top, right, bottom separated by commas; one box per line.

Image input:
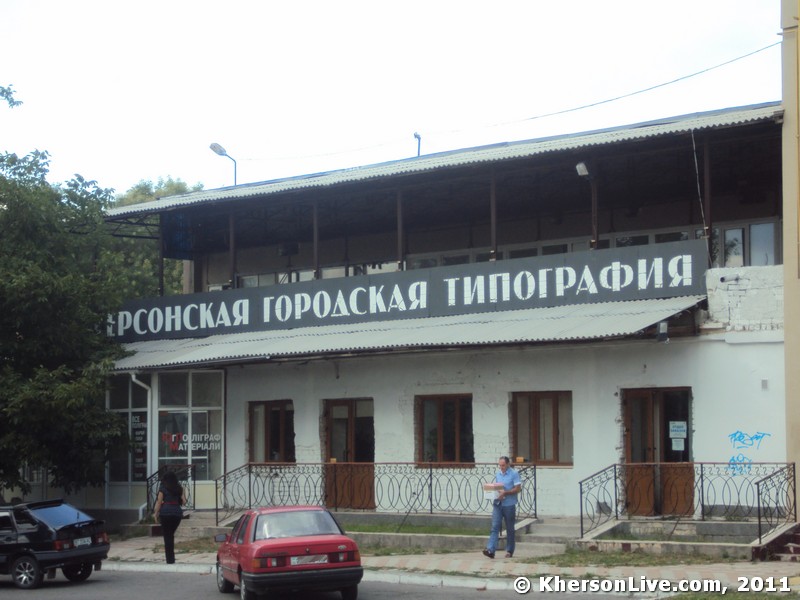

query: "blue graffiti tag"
left=727, top=453, right=753, bottom=476
left=728, top=430, right=771, bottom=450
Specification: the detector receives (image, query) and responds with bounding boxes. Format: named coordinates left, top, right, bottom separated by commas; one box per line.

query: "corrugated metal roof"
left=113, top=295, right=705, bottom=371
left=107, top=103, right=782, bottom=219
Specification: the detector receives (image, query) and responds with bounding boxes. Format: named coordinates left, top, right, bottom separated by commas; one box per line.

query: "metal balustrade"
left=214, top=462, right=536, bottom=526
left=756, top=463, right=797, bottom=543
left=145, top=463, right=197, bottom=514
left=579, top=462, right=795, bottom=538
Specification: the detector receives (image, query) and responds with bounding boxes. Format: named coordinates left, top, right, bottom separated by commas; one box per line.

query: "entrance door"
left=325, top=399, right=375, bottom=509
left=623, top=389, right=693, bottom=517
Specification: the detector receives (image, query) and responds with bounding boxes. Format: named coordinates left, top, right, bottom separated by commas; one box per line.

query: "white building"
left=96, top=102, right=787, bottom=525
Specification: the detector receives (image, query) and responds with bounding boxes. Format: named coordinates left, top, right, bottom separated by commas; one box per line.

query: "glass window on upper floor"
left=542, top=243, right=568, bottom=255
left=698, top=220, right=778, bottom=268
left=508, top=247, right=538, bottom=259
left=655, top=231, right=689, bottom=244
left=236, top=261, right=401, bottom=290
left=750, top=222, right=776, bottom=266
left=615, top=234, right=649, bottom=247
left=229, top=218, right=779, bottom=288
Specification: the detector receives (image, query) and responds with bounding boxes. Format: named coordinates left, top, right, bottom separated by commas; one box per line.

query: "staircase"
left=765, top=524, right=800, bottom=561
left=504, top=516, right=577, bottom=557
left=120, top=509, right=232, bottom=539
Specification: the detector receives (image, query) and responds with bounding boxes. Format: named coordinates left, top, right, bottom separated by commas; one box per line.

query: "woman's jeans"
left=487, top=502, right=516, bottom=554
left=160, top=515, right=182, bottom=564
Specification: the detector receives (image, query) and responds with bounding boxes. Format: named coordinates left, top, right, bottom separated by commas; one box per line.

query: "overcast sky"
left=0, top=1, right=783, bottom=196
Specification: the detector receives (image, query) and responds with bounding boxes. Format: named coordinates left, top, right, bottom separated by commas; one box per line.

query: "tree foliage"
left=0, top=150, right=128, bottom=494
left=1, top=84, right=22, bottom=108
left=0, top=83, right=202, bottom=496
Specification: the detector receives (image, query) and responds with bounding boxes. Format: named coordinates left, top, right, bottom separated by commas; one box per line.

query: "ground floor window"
left=249, top=400, right=296, bottom=462
left=108, top=374, right=149, bottom=482
left=512, top=391, right=573, bottom=465
left=158, top=371, right=224, bottom=480
left=416, top=395, right=474, bottom=463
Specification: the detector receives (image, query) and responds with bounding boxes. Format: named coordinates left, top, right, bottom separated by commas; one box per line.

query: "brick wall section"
left=704, top=266, right=783, bottom=331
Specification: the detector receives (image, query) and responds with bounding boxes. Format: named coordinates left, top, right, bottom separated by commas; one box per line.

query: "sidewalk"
left=105, top=531, right=800, bottom=593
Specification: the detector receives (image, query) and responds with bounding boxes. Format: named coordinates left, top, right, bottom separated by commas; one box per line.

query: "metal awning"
left=106, top=103, right=781, bottom=220
left=113, top=295, right=705, bottom=371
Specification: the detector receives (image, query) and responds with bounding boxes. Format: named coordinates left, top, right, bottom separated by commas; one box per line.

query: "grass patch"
left=520, top=547, right=739, bottom=568
left=358, top=543, right=465, bottom=556
left=597, top=529, right=674, bottom=542
left=344, top=523, right=484, bottom=536
left=360, top=544, right=428, bottom=557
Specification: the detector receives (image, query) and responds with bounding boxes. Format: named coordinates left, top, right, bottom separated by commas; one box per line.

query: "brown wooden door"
left=623, top=390, right=656, bottom=516
left=659, top=390, right=694, bottom=516
left=325, top=399, right=375, bottom=509
left=623, top=389, right=694, bottom=517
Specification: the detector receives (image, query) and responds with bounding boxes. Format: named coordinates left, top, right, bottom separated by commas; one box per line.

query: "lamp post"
left=575, top=161, right=598, bottom=249
left=413, top=132, right=421, bottom=157
left=210, top=142, right=237, bottom=186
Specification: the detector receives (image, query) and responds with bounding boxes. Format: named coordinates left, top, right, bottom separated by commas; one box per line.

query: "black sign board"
left=108, top=240, right=707, bottom=343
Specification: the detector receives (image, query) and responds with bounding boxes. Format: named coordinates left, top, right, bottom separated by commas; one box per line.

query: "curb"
left=103, top=561, right=215, bottom=575
left=364, top=569, right=515, bottom=591
left=103, top=561, right=516, bottom=590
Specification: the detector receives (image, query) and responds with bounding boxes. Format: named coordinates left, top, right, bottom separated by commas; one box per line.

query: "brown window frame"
left=248, top=400, right=295, bottom=463
left=511, top=391, right=573, bottom=465
left=415, top=394, right=474, bottom=464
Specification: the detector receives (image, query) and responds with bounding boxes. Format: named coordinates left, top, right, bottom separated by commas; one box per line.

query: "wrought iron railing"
left=215, top=462, right=536, bottom=526
left=579, top=464, right=619, bottom=538
left=579, top=462, right=793, bottom=538
left=145, top=463, right=197, bottom=515
left=756, top=463, right=797, bottom=543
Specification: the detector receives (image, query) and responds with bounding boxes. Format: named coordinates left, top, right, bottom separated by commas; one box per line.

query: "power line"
left=509, top=41, right=782, bottom=125
left=244, top=41, right=781, bottom=164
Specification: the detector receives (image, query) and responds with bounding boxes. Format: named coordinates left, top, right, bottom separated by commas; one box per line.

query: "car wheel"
left=239, top=575, right=257, bottom=600
left=11, top=555, right=43, bottom=589
left=341, top=584, right=358, bottom=600
left=216, top=561, right=234, bottom=593
left=62, top=563, right=93, bottom=582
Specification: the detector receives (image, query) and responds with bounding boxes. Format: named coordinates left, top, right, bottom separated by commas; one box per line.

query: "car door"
left=220, top=513, right=252, bottom=583
left=11, top=507, right=42, bottom=550
left=0, top=511, right=18, bottom=571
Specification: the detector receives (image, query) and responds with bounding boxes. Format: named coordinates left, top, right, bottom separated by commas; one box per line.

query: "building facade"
left=92, top=102, right=788, bottom=519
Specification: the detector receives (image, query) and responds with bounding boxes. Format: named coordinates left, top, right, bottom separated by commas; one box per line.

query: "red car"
left=215, top=505, right=363, bottom=600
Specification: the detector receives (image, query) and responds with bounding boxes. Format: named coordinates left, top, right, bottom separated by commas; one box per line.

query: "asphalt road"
left=0, top=570, right=614, bottom=599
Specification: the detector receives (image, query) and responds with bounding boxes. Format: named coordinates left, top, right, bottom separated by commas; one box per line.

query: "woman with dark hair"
left=153, top=470, right=186, bottom=564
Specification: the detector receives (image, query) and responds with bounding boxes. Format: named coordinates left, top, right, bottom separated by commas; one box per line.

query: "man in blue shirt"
left=483, top=456, right=522, bottom=559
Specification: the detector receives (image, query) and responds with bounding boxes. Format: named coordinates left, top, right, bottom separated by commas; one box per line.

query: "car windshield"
left=254, top=510, right=341, bottom=540
left=30, top=503, right=96, bottom=529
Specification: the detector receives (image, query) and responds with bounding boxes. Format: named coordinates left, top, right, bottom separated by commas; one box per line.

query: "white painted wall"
left=224, top=329, right=785, bottom=516
left=98, top=266, right=785, bottom=515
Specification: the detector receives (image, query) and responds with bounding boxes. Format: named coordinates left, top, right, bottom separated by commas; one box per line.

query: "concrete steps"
left=766, top=527, right=800, bottom=561
left=122, top=511, right=577, bottom=559
left=120, top=509, right=230, bottom=539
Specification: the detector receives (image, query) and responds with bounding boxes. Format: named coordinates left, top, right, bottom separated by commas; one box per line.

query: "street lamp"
left=210, top=142, right=237, bottom=186
left=575, top=161, right=598, bottom=249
